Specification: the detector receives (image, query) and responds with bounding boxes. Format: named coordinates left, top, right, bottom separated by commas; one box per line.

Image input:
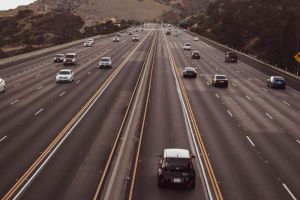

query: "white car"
left=86, top=38, right=94, bottom=44
left=0, top=78, right=6, bottom=92
left=193, top=37, right=199, bottom=41
left=183, top=67, right=197, bottom=78
left=98, top=57, right=112, bottom=68
left=183, top=43, right=192, bottom=50
left=56, top=69, right=74, bottom=83
left=112, top=36, right=120, bottom=42
left=132, top=35, right=139, bottom=42
left=84, top=41, right=93, bottom=47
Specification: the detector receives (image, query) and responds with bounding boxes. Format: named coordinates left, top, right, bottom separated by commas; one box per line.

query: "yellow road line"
left=128, top=31, right=158, bottom=200
left=92, top=30, right=157, bottom=200
left=165, top=34, right=223, bottom=200
left=2, top=31, right=152, bottom=200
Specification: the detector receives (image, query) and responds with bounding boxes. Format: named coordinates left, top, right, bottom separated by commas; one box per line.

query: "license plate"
left=173, top=178, right=182, bottom=183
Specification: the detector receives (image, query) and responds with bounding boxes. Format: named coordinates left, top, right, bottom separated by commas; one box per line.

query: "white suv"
left=98, top=57, right=112, bottom=68
left=183, top=43, right=192, bottom=50
left=56, top=69, right=74, bottom=83
left=0, top=78, right=6, bottom=92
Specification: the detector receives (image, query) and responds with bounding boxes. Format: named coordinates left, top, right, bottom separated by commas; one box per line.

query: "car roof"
left=66, top=53, right=76, bottom=56
left=59, top=69, right=72, bottom=72
left=215, top=74, right=227, bottom=78
left=271, top=76, right=284, bottom=80
left=164, top=148, right=190, bottom=159
left=192, top=51, right=199, bottom=53
left=101, top=57, right=111, bottom=59
left=184, top=43, right=191, bottom=45
left=185, top=67, right=196, bottom=71
left=0, top=78, right=4, bottom=82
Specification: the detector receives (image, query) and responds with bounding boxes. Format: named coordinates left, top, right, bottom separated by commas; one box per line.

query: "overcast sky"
left=0, top=0, right=36, bottom=11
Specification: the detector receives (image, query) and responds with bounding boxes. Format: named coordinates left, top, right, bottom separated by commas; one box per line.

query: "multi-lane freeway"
left=0, top=24, right=299, bottom=200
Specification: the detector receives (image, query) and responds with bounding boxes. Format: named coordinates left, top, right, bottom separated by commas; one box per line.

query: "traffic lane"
left=170, top=35, right=300, bottom=133
left=181, top=76, right=290, bottom=200
left=0, top=37, right=138, bottom=138
left=133, top=32, right=205, bottom=200
left=20, top=32, right=155, bottom=200
left=179, top=30, right=300, bottom=92
left=0, top=38, right=127, bottom=96
left=0, top=33, right=153, bottom=197
left=166, top=35, right=290, bottom=199
left=170, top=34, right=300, bottom=198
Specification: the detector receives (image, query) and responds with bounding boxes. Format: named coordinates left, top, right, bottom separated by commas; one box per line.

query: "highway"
left=0, top=24, right=299, bottom=200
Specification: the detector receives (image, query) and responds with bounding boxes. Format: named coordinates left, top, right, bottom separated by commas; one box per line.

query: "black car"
left=267, top=76, right=286, bottom=89
left=53, top=54, right=65, bottom=62
left=212, top=74, right=228, bottom=88
left=158, top=148, right=195, bottom=189
left=191, top=51, right=200, bottom=59
left=166, top=31, right=171, bottom=35
left=225, top=52, right=238, bottom=63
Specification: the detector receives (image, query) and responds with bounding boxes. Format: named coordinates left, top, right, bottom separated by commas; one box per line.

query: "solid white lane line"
left=265, top=112, right=273, bottom=119
left=59, top=92, right=66, bottom=97
left=246, top=95, right=252, bottom=101
left=296, top=140, right=300, bottom=144
left=37, top=85, right=44, bottom=90
left=283, top=101, right=290, bottom=106
left=34, top=108, right=44, bottom=116
left=227, top=110, right=233, bottom=117
left=10, top=100, right=19, bottom=105
left=14, top=83, right=22, bottom=87
left=282, top=183, right=297, bottom=200
left=262, top=88, right=268, bottom=92
left=0, top=136, right=7, bottom=142
left=215, top=93, right=219, bottom=99
left=246, top=136, right=255, bottom=147
left=35, top=74, right=41, bottom=78
left=75, top=80, right=80, bottom=84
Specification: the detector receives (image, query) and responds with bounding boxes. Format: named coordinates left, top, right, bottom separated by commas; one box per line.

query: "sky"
left=0, top=0, right=36, bottom=11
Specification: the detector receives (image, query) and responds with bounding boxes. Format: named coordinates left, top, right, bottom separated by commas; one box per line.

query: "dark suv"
left=225, top=51, right=238, bottom=63
left=158, top=148, right=196, bottom=189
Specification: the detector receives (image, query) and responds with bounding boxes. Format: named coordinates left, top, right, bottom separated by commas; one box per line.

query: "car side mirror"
left=191, top=155, right=196, bottom=159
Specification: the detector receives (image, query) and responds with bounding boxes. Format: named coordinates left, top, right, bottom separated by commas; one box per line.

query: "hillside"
left=188, top=0, right=300, bottom=74
left=0, top=0, right=210, bottom=24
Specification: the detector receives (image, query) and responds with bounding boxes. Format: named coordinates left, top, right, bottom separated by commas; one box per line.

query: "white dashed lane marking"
left=265, top=112, right=273, bottom=120
left=246, top=95, right=252, bottom=101
left=246, top=136, right=255, bottom=147
left=34, top=108, right=44, bottom=116
left=59, top=92, right=66, bottom=97
left=75, top=80, right=80, bottom=84
left=0, top=136, right=7, bottom=142
left=282, top=183, right=297, bottom=200
left=37, top=85, right=44, bottom=90
left=283, top=101, right=290, bottom=106
left=227, top=110, right=233, bottom=117
left=10, top=100, right=19, bottom=105
left=14, top=83, right=22, bottom=87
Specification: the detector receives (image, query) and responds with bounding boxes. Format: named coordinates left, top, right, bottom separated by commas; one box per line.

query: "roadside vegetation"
left=0, top=9, right=137, bottom=59
left=184, top=0, right=300, bottom=75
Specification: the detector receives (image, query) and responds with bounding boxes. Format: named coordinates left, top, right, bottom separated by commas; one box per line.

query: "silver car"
left=56, top=69, right=74, bottom=83
left=0, top=78, right=6, bottom=92
left=183, top=67, right=197, bottom=78
left=98, top=57, right=112, bottom=68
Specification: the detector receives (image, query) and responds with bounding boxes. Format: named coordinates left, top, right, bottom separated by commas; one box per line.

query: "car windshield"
left=274, top=77, right=284, bottom=81
left=228, top=52, right=237, bottom=56
left=59, top=71, right=71, bottom=75
left=56, top=54, right=63, bottom=57
left=101, top=58, right=110, bottom=62
left=216, top=75, right=227, bottom=79
left=65, top=55, right=75, bottom=58
left=165, top=158, right=190, bottom=170
left=185, top=44, right=191, bottom=46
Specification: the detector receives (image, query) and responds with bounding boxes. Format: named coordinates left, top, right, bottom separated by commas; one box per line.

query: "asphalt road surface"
left=0, top=24, right=299, bottom=200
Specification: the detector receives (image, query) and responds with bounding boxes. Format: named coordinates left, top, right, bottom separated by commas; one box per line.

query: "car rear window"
left=66, top=55, right=75, bottom=58
left=185, top=43, right=191, bottom=46
left=216, top=75, right=227, bottom=79
left=59, top=71, right=71, bottom=75
left=101, top=58, right=110, bottom=62
left=165, top=158, right=190, bottom=170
